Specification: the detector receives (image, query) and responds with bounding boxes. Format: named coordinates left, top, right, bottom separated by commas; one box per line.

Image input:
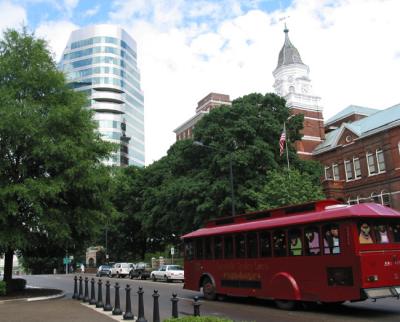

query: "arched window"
left=370, top=192, right=381, bottom=204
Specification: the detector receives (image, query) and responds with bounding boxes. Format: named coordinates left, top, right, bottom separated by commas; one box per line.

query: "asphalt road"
left=23, top=274, right=400, bottom=322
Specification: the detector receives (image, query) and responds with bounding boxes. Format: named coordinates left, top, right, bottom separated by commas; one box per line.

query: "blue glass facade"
left=60, top=25, right=145, bottom=167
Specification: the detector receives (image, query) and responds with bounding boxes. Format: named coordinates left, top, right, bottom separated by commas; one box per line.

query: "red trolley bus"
left=182, top=200, right=400, bottom=309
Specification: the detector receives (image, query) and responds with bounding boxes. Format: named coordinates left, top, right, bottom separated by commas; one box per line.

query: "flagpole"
left=284, top=122, right=290, bottom=172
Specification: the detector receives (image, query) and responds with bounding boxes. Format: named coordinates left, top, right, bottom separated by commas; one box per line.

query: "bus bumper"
left=363, top=286, right=400, bottom=299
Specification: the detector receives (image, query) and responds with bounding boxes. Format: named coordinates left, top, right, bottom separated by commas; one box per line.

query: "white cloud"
left=83, top=4, right=100, bottom=18
left=21, top=0, right=399, bottom=165
left=35, top=20, right=78, bottom=62
left=0, top=1, right=27, bottom=32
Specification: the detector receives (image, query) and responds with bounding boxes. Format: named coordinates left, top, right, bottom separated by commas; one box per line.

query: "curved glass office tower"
left=60, top=25, right=145, bottom=167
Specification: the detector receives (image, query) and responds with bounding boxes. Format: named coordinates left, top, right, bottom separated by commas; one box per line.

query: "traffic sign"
left=63, top=257, right=71, bottom=265
left=171, top=247, right=175, bottom=255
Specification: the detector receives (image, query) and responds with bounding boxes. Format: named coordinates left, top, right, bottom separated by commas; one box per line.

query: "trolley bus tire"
left=202, top=277, right=216, bottom=300
left=321, top=301, right=345, bottom=308
left=275, top=300, right=297, bottom=310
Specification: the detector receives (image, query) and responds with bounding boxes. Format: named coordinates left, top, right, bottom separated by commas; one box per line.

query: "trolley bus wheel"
left=275, top=300, right=297, bottom=310
left=202, top=277, right=216, bottom=300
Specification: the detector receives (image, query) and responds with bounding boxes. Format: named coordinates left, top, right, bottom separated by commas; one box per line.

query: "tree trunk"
left=4, top=249, right=14, bottom=281
left=140, top=238, right=147, bottom=260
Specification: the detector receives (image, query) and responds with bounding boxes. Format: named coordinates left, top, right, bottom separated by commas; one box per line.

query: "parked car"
left=109, top=262, right=133, bottom=278
left=96, top=264, right=112, bottom=277
left=150, top=265, right=184, bottom=282
left=129, top=262, right=152, bottom=280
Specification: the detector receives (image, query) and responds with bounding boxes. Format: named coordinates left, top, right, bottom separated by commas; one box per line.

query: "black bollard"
left=78, top=276, right=83, bottom=300
left=96, top=279, right=104, bottom=308
left=171, top=293, right=179, bottom=318
left=152, top=290, right=160, bottom=322
left=104, top=280, right=113, bottom=311
left=137, top=287, right=147, bottom=322
left=83, top=277, right=90, bottom=302
left=112, top=283, right=122, bottom=316
left=193, top=296, right=201, bottom=316
left=72, top=276, right=78, bottom=299
left=123, top=284, right=134, bottom=320
left=89, top=278, right=96, bottom=305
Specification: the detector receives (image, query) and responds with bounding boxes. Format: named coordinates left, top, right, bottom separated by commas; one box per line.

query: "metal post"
left=112, top=283, right=122, bottom=315
left=72, top=276, right=78, bottom=299
left=104, top=280, right=113, bottom=311
left=137, top=287, right=147, bottom=322
left=193, top=296, right=201, bottom=316
left=229, top=157, right=235, bottom=216
left=171, top=293, right=179, bottom=318
left=89, top=278, right=96, bottom=305
left=152, top=290, right=160, bottom=322
left=96, top=279, right=104, bottom=308
left=83, top=277, right=89, bottom=302
left=105, top=227, right=108, bottom=263
left=78, top=276, right=83, bottom=300
left=123, top=284, right=134, bottom=320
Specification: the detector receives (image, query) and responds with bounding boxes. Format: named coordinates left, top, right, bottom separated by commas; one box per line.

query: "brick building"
left=313, top=104, right=400, bottom=210
left=174, top=93, right=231, bottom=141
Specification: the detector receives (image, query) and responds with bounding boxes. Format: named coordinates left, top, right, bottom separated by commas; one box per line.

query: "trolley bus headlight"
left=367, top=275, right=379, bottom=282
left=327, top=267, right=354, bottom=286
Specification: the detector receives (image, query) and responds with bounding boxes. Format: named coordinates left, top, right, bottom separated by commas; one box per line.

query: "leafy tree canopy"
left=0, top=28, right=115, bottom=279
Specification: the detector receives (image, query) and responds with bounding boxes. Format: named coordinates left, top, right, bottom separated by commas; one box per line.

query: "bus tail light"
left=367, top=275, right=379, bottom=282
left=327, top=267, right=354, bottom=286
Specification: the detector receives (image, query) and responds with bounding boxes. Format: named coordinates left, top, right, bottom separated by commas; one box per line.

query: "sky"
left=1, top=0, right=400, bottom=164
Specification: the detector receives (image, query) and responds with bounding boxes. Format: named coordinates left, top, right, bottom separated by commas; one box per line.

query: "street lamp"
left=193, top=141, right=236, bottom=216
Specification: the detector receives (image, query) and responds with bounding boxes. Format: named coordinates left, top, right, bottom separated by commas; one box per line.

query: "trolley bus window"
left=304, top=226, right=320, bottom=255
left=390, top=223, right=400, bottom=242
left=224, top=235, right=234, bottom=259
left=235, top=234, right=246, bottom=258
left=289, top=229, right=302, bottom=256
left=374, top=224, right=390, bottom=243
left=247, top=232, right=258, bottom=258
left=273, top=230, right=287, bottom=257
left=259, top=231, right=271, bottom=257
left=323, top=224, right=340, bottom=255
left=359, top=222, right=374, bottom=244
left=214, top=236, right=222, bottom=259
left=195, top=238, right=204, bottom=259
left=185, top=240, right=194, bottom=260
left=205, top=237, right=213, bottom=259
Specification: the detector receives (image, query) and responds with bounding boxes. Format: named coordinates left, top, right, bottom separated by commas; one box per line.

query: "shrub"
left=0, top=281, right=6, bottom=296
left=6, top=278, right=26, bottom=293
left=164, top=317, right=233, bottom=322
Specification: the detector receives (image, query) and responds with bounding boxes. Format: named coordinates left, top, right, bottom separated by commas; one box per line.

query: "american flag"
left=279, top=131, right=286, bottom=156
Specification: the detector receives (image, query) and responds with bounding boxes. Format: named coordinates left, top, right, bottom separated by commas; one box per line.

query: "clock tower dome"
left=273, top=25, right=325, bottom=158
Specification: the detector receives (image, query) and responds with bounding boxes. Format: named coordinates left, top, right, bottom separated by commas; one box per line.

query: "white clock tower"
left=273, top=25, right=325, bottom=158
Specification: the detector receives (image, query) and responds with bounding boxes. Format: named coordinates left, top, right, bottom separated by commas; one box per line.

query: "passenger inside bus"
left=305, top=227, right=320, bottom=255
left=273, top=231, right=286, bottom=257
left=323, top=225, right=340, bottom=254
left=359, top=223, right=374, bottom=244
left=391, top=224, right=400, bottom=242
left=289, top=230, right=302, bottom=256
left=375, top=224, right=389, bottom=243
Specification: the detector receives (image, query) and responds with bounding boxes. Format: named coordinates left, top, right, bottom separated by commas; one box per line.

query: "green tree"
left=0, top=28, right=115, bottom=281
left=255, top=169, right=325, bottom=209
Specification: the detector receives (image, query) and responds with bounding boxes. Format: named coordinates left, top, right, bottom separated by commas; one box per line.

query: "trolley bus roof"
left=181, top=203, right=400, bottom=239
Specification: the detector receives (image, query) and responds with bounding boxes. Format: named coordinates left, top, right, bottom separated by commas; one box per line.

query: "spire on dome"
left=276, top=25, right=304, bottom=69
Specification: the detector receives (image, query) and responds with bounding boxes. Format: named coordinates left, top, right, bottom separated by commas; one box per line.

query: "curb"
left=0, top=289, right=65, bottom=304
left=81, top=302, right=130, bottom=321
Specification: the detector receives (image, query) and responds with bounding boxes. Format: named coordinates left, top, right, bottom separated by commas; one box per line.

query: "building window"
left=332, top=164, right=340, bottom=180
left=353, top=158, right=362, bottom=179
left=381, top=191, right=391, bottom=207
left=376, top=149, right=386, bottom=172
left=371, top=192, right=380, bottom=204
left=325, top=166, right=332, bottom=180
left=344, top=160, right=353, bottom=181
left=366, top=151, right=377, bottom=175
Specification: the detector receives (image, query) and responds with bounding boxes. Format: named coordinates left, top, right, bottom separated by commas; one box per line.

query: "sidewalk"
left=0, top=298, right=116, bottom=322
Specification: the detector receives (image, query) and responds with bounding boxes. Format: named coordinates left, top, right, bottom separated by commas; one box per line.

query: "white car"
left=150, top=265, right=184, bottom=282
left=109, top=262, right=133, bottom=278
